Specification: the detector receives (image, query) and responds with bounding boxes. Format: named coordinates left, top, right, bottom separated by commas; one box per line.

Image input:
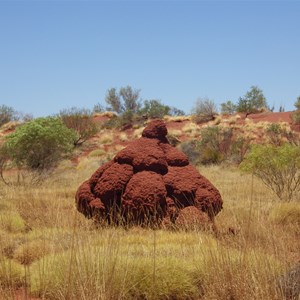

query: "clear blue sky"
left=0, top=1, right=299, bottom=117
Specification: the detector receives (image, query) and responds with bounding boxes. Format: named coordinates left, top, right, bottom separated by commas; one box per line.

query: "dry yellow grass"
left=118, top=132, right=128, bottom=142
left=0, top=165, right=299, bottom=299
left=133, top=127, right=144, bottom=138
left=168, top=129, right=182, bottom=138
left=163, top=115, right=192, bottom=122
left=98, top=132, right=113, bottom=144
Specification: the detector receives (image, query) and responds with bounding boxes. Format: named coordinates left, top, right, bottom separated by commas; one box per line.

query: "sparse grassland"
left=0, top=164, right=299, bottom=299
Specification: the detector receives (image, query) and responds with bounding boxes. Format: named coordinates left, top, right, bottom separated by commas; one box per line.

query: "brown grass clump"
left=163, top=115, right=192, bottom=122
left=13, top=239, right=52, bottom=265
left=98, top=132, right=113, bottom=144
left=88, top=149, right=106, bottom=158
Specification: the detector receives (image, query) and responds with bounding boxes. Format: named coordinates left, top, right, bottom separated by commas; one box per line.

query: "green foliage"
left=4, top=117, right=76, bottom=172
left=192, top=98, right=217, bottom=124
left=192, top=127, right=252, bottom=165
left=105, top=87, right=123, bottom=114
left=180, top=141, right=200, bottom=165
left=240, top=144, right=300, bottom=201
left=292, top=96, right=300, bottom=124
left=119, top=86, right=141, bottom=113
left=220, top=100, right=237, bottom=115
left=104, top=86, right=142, bottom=128
left=237, top=86, right=268, bottom=115
left=139, top=99, right=170, bottom=119
left=104, top=86, right=185, bottom=128
left=292, top=111, right=300, bottom=125
left=0, top=104, right=18, bottom=126
left=265, top=123, right=299, bottom=146
left=230, top=136, right=251, bottom=164
left=105, top=86, right=141, bottom=114
left=294, top=96, right=300, bottom=110
left=59, top=107, right=98, bottom=146
left=196, top=126, right=233, bottom=165
left=29, top=245, right=199, bottom=299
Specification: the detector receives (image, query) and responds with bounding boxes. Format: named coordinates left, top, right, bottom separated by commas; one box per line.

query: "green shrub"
left=266, top=123, right=299, bottom=146
left=196, top=126, right=233, bottom=165
left=179, top=141, right=200, bottom=165
left=220, top=100, right=237, bottom=115
left=291, top=96, right=300, bottom=125
left=240, top=144, right=300, bottom=201
left=3, top=117, right=76, bottom=172
left=230, top=136, right=251, bottom=164
left=139, top=99, right=170, bottom=119
left=236, top=86, right=268, bottom=115
left=292, top=110, right=300, bottom=125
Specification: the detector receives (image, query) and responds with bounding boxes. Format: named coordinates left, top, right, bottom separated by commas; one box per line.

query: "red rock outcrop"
left=75, top=119, right=223, bottom=226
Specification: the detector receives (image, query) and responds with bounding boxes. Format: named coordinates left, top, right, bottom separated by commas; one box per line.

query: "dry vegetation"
left=0, top=163, right=299, bottom=300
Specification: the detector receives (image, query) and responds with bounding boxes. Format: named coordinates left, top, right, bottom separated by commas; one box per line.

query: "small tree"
left=105, top=88, right=123, bottom=113
left=59, top=107, right=98, bottom=146
left=3, top=117, right=76, bottom=173
left=192, top=98, right=217, bottom=124
left=237, top=86, right=268, bottom=116
left=240, top=144, right=300, bottom=201
left=120, top=86, right=141, bottom=113
left=292, top=96, right=300, bottom=125
left=220, top=100, right=237, bottom=115
left=140, top=100, right=170, bottom=119
left=0, top=105, right=18, bottom=126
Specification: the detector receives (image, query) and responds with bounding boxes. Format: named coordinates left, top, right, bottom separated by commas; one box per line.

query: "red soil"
left=247, top=111, right=293, bottom=123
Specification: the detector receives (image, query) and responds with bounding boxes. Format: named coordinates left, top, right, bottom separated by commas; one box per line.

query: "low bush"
left=60, top=107, right=98, bottom=146
left=2, top=117, right=75, bottom=173
left=196, top=126, right=233, bottom=165
left=240, top=143, right=300, bottom=201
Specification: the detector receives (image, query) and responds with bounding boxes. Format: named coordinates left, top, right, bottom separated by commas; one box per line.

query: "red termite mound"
left=75, top=119, right=223, bottom=226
